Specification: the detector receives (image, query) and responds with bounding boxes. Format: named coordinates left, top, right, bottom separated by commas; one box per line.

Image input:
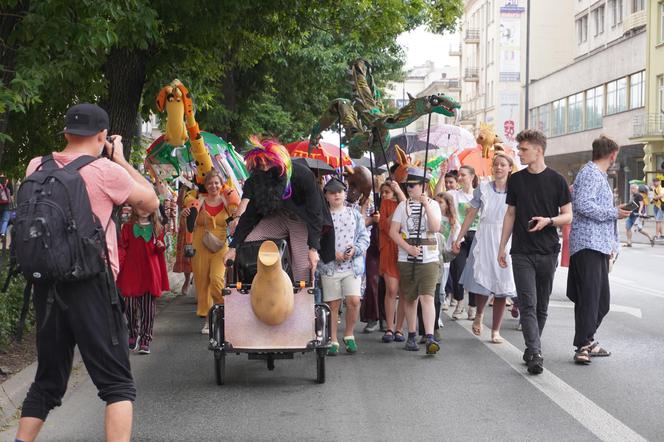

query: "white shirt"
left=392, top=198, right=441, bottom=264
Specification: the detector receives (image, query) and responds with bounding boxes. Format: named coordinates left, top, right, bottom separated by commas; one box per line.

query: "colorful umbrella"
left=286, top=140, right=352, bottom=168
left=456, top=145, right=516, bottom=177
left=418, top=124, right=476, bottom=151
left=146, top=131, right=248, bottom=187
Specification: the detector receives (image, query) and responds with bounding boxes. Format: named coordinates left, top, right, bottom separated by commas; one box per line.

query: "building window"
left=537, top=104, right=550, bottom=136
left=659, top=2, right=664, bottom=44
left=630, top=71, right=645, bottom=109
left=567, top=92, right=584, bottom=133
left=552, top=99, right=567, bottom=136
left=576, top=15, right=588, bottom=44
left=606, top=77, right=628, bottom=114
left=631, top=0, right=644, bottom=13
left=610, top=0, right=624, bottom=26
left=658, top=75, right=664, bottom=120
left=585, top=86, right=603, bottom=129
left=529, top=108, right=537, bottom=129
left=593, top=6, right=605, bottom=36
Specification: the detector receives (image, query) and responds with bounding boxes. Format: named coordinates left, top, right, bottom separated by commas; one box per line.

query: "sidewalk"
left=0, top=271, right=186, bottom=428
left=617, top=218, right=664, bottom=246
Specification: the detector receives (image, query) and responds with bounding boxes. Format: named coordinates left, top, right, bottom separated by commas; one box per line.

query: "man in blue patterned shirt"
left=567, top=136, right=631, bottom=365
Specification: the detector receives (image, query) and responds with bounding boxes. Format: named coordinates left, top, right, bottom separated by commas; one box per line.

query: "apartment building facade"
left=459, top=0, right=527, bottom=147
left=526, top=0, right=647, bottom=198
left=632, top=0, right=664, bottom=180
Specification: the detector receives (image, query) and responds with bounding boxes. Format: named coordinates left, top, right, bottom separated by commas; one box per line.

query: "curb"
left=0, top=271, right=186, bottom=429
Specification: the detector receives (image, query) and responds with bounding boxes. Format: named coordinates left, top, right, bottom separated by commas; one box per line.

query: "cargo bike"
left=207, top=239, right=331, bottom=385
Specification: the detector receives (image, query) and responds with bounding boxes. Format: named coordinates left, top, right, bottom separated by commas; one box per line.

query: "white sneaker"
left=450, top=299, right=458, bottom=308
left=452, top=301, right=464, bottom=320
left=201, top=322, right=209, bottom=335
left=516, top=322, right=522, bottom=331
left=467, top=306, right=477, bottom=320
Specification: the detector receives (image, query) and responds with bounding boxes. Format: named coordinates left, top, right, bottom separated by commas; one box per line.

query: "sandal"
left=490, top=331, right=503, bottom=344
left=588, top=341, right=611, bottom=357
left=381, top=330, right=395, bottom=343
left=393, top=330, right=406, bottom=342
left=472, top=315, right=483, bottom=336
left=574, top=347, right=591, bottom=365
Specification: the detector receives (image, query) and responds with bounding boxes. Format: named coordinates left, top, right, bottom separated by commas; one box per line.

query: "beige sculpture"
left=250, top=241, right=294, bottom=326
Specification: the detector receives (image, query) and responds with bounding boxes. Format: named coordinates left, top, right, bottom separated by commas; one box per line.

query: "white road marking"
left=609, top=276, right=664, bottom=299
left=446, top=313, right=647, bottom=442
left=548, top=300, right=643, bottom=319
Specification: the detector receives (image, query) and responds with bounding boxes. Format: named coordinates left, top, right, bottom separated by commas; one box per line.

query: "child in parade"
left=389, top=168, right=442, bottom=354
left=378, top=180, right=408, bottom=343
left=319, top=178, right=370, bottom=355
left=453, top=153, right=516, bottom=343
left=434, top=191, right=460, bottom=316
left=117, top=207, right=170, bottom=354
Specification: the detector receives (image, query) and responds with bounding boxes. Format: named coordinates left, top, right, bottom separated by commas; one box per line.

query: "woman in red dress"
left=117, top=208, right=170, bottom=354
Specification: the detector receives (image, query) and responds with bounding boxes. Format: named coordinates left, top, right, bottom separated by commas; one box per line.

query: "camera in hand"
left=102, top=136, right=115, bottom=159
left=527, top=219, right=537, bottom=230
left=184, top=244, right=195, bottom=258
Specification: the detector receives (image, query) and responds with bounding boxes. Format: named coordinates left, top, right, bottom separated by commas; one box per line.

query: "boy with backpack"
left=14, top=103, right=159, bottom=442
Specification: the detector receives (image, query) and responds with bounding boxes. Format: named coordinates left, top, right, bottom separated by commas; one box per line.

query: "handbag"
left=202, top=231, right=225, bottom=253
left=200, top=202, right=226, bottom=253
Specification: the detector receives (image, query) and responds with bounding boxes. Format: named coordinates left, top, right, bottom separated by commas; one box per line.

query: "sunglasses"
left=406, top=183, right=421, bottom=188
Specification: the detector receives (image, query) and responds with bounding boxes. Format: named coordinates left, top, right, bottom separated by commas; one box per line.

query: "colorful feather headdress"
left=244, top=135, right=292, bottom=199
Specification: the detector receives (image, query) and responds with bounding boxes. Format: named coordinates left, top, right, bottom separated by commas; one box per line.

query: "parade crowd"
left=10, top=103, right=663, bottom=442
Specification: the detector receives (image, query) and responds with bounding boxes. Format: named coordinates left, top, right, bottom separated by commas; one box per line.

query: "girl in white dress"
left=453, top=153, right=516, bottom=343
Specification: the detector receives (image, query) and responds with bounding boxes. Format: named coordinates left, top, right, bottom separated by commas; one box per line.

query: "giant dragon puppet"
left=309, top=58, right=461, bottom=160
left=154, top=79, right=241, bottom=211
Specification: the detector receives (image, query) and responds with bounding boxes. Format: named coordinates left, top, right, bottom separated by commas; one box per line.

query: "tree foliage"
left=0, top=0, right=462, bottom=175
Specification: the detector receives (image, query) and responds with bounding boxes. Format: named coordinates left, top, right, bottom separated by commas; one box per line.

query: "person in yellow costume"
left=182, top=169, right=230, bottom=334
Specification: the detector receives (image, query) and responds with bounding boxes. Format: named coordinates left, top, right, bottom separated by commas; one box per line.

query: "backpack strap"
left=36, top=154, right=57, bottom=171
left=63, top=155, right=98, bottom=172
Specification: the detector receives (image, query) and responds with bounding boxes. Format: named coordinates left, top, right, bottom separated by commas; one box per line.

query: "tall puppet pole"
left=412, top=112, right=432, bottom=276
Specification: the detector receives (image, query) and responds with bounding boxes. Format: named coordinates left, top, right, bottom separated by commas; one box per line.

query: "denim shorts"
left=655, top=206, right=663, bottom=222
left=626, top=215, right=638, bottom=231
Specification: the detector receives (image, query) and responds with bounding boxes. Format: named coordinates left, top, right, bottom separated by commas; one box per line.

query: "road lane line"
left=548, top=300, right=643, bottom=319
left=445, top=313, right=647, bottom=442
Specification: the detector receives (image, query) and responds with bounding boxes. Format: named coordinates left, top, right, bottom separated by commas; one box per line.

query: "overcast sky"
left=397, top=26, right=460, bottom=69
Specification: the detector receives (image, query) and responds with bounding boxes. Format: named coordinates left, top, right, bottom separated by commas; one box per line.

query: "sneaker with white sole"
left=363, top=321, right=379, bottom=333
left=441, top=297, right=450, bottom=311
left=467, top=306, right=477, bottom=320
left=201, top=322, right=209, bottom=335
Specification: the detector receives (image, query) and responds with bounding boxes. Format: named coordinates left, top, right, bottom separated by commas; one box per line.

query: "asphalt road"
left=2, top=243, right=663, bottom=441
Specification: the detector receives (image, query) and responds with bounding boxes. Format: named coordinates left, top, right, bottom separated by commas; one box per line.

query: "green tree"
left=0, top=0, right=462, bottom=175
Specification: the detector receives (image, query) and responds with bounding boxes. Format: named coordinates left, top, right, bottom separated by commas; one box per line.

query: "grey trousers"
left=512, top=253, right=559, bottom=355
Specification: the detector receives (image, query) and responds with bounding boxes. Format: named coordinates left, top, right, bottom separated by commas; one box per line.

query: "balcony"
left=464, top=29, right=480, bottom=44
left=623, top=9, right=646, bottom=34
left=459, top=110, right=476, bottom=124
left=441, top=79, right=461, bottom=90
left=449, top=44, right=461, bottom=56
left=632, top=113, right=664, bottom=139
left=463, top=68, right=479, bottom=82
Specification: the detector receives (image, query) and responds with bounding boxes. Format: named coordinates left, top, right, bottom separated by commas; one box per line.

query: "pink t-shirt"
left=27, top=152, right=134, bottom=277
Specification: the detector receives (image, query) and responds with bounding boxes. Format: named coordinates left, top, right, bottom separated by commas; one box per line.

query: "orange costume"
left=378, top=198, right=400, bottom=278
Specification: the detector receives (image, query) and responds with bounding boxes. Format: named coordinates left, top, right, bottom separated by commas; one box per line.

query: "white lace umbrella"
left=417, top=124, right=476, bottom=152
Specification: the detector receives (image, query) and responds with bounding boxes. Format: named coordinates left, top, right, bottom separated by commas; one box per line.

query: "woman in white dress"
left=453, top=153, right=515, bottom=343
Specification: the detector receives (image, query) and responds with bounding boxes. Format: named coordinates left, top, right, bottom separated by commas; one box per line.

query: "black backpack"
left=13, top=154, right=110, bottom=283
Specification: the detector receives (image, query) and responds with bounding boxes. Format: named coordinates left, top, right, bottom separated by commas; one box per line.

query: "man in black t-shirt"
left=498, top=129, right=572, bottom=375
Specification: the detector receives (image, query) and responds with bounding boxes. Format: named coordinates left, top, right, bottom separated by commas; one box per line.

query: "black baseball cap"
left=61, top=103, right=109, bottom=136
left=324, top=177, right=347, bottom=193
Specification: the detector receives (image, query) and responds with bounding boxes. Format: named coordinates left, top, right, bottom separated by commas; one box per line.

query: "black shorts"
left=21, top=275, right=136, bottom=421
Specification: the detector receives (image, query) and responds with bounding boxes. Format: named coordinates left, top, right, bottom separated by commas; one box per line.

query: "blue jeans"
left=0, top=206, right=10, bottom=236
